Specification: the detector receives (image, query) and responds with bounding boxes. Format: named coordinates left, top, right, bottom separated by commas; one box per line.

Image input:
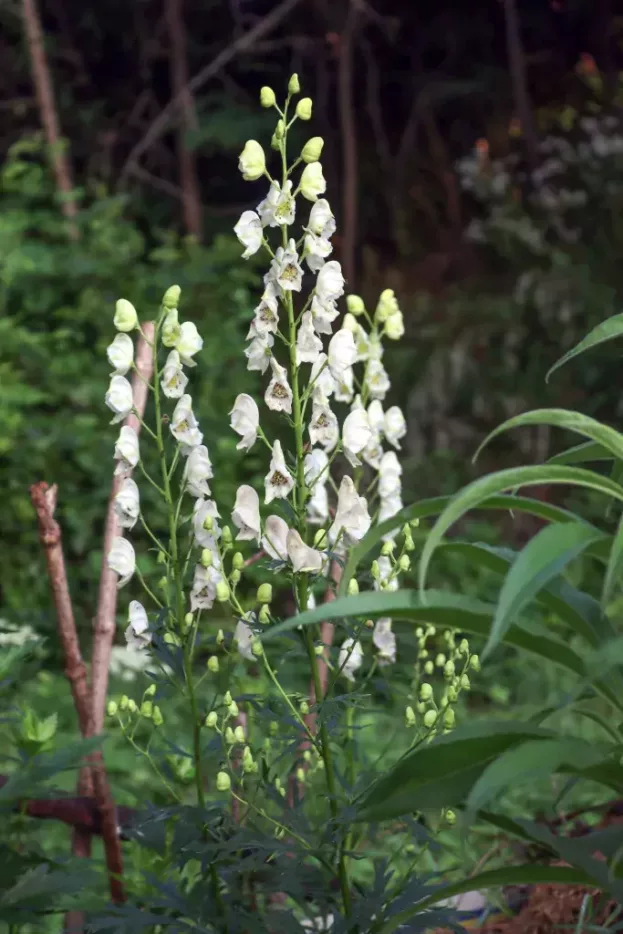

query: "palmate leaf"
left=545, top=312, right=623, bottom=381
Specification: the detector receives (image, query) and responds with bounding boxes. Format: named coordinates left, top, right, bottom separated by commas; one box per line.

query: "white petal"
left=230, top=394, right=260, bottom=450
left=232, top=485, right=261, bottom=542
left=264, top=440, right=294, bottom=504
left=262, top=514, right=289, bottom=561
left=286, top=529, right=323, bottom=573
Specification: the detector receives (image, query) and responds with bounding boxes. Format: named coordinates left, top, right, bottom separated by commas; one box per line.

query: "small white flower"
left=262, top=514, right=289, bottom=561
left=125, top=601, right=151, bottom=650
left=374, top=555, right=398, bottom=592
left=107, top=333, right=134, bottom=376
left=310, top=352, right=336, bottom=398
left=373, top=618, right=396, bottom=665
left=175, top=321, right=203, bottom=367
left=232, top=485, right=261, bottom=542
left=286, top=528, right=323, bottom=573
left=230, top=394, right=260, bottom=450
left=362, top=434, right=383, bottom=470
left=365, top=359, right=391, bottom=401
left=328, top=328, right=357, bottom=380
left=184, top=445, right=213, bottom=498
left=304, top=230, right=333, bottom=272
left=249, top=282, right=280, bottom=335
left=367, top=400, right=385, bottom=435
left=245, top=331, right=274, bottom=373
left=265, top=440, right=295, bottom=504
left=234, top=210, right=263, bottom=258
left=265, top=358, right=293, bottom=414
left=239, top=140, right=266, bottom=181
left=114, top=478, right=140, bottom=529
left=343, top=316, right=369, bottom=362
left=329, top=476, right=371, bottom=545
left=308, top=199, right=336, bottom=239
left=299, top=162, right=327, bottom=202
left=342, top=408, right=372, bottom=468
left=191, top=562, right=223, bottom=610
left=309, top=397, right=339, bottom=450
left=333, top=366, right=354, bottom=403
left=107, top=537, right=136, bottom=588
left=316, top=261, right=345, bottom=303
left=338, top=638, right=363, bottom=682
left=161, top=350, right=189, bottom=399
left=368, top=334, right=384, bottom=362
left=379, top=451, right=403, bottom=499
left=235, top=618, right=255, bottom=661
left=310, top=295, right=339, bottom=335
left=257, top=180, right=296, bottom=227
left=296, top=310, right=323, bottom=364
left=304, top=447, right=329, bottom=485
left=301, top=914, right=335, bottom=933
left=162, top=308, right=181, bottom=348
left=384, top=311, right=405, bottom=340
left=272, top=240, right=304, bottom=292
left=105, top=375, right=134, bottom=424
left=379, top=491, right=403, bottom=526
left=114, top=299, right=138, bottom=333
left=307, top=482, right=329, bottom=525
left=193, top=498, right=222, bottom=548
left=170, top=394, right=203, bottom=452
left=114, top=425, right=139, bottom=475
left=384, top=406, right=407, bottom=449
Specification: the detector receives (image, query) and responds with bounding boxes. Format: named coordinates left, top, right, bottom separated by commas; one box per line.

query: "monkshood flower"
left=232, top=485, right=261, bottom=542
left=384, top=406, right=407, bottom=449
left=311, top=295, right=339, bottom=335
left=296, top=311, right=323, bottom=364
left=286, top=529, right=323, bottom=573
left=114, top=425, right=139, bottom=475
left=184, top=445, right=213, bottom=498
left=107, top=333, right=134, bottom=375
left=328, top=329, right=357, bottom=380
left=265, top=440, right=294, bottom=504
left=307, top=198, right=336, bottom=239
left=239, top=140, right=266, bottom=181
left=310, top=353, right=336, bottom=398
left=262, top=514, right=289, bottom=561
left=365, top=359, right=390, bottom=401
left=105, top=376, right=133, bottom=423
left=107, top=537, right=135, bottom=588
left=193, top=498, right=221, bottom=549
left=170, top=394, right=203, bottom=452
left=265, top=358, right=293, bottom=414
left=378, top=451, right=402, bottom=499
left=114, top=299, right=138, bottom=332
left=235, top=618, right=255, bottom=661
left=115, top=478, right=140, bottom=530
left=329, top=476, right=371, bottom=545
left=270, top=240, right=304, bottom=292
left=316, top=260, right=345, bottom=303
left=373, top=618, right=396, bottom=665
left=161, top=350, right=188, bottom=399
left=249, top=283, right=280, bottom=335
left=190, top=563, right=223, bottom=611
left=162, top=308, right=181, bottom=348
left=257, top=180, right=296, bottom=227
left=299, top=162, right=326, bottom=201
left=175, top=322, right=203, bottom=367
left=125, top=601, right=151, bottom=650
left=342, top=408, right=372, bottom=468
left=338, top=639, right=363, bottom=682
left=234, top=210, right=263, bottom=257
left=230, top=394, right=260, bottom=450
left=309, top=396, right=339, bottom=450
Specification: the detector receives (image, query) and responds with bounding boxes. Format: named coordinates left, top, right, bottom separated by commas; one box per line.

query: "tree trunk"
left=501, top=0, right=539, bottom=170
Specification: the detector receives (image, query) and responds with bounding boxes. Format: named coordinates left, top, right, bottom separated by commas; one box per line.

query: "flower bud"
left=257, top=583, right=273, bottom=604
left=216, top=629, right=224, bottom=645
left=296, top=767, right=306, bottom=784
left=207, top=655, right=219, bottom=673
left=375, top=288, right=400, bottom=323
left=399, top=554, right=411, bottom=572
left=119, top=695, right=129, bottom=711
left=313, top=528, right=328, bottom=548
left=405, top=705, right=416, bottom=727
left=114, top=298, right=138, bottom=332
left=158, top=576, right=168, bottom=592
left=460, top=674, right=471, bottom=691
left=162, top=284, right=181, bottom=310
left=470, top=654, right=481, bottom=672
left=222, top=526, right=233, bottom=545
left=205, top=711, right=218, bottom=728
left=416, top=702, right=426, bottom=714
left=371, top=560, right=381, bottom=580
left=224, top=691, right=233, bottom=706
left=258, top=604, right=271, bottom=625
left=419, top=649, right=429, bottom=660
left=384, top=312, right=405, bottom=341
left=303, top=749, right=312, bottom=762
left=242, top=744, right=253, bottom=765
left=343, top=312, right=358, bottom=333
left=145, top=683, right=156, bottom=698
left=288, top=73, right=301, bottom=94
left=162, top=308, right=181, bottom=347
left=182, top=613, right=193, bottom=634
left=424, top=661, right=434, bottom=675
left=445, top=809, right=457, bottom=826
left=447, top=686, right=458, bottom=702
left=232, top=552, right=244, bottom=570
left=152, top=706, right=163, bottom=727
left=419, top=683, right=433, bottom=702
left=216, top=771, right=231, bottom=792
left=230, top=569, right=241, bottom=585
left=228, top=701, right=239, bottom=717
left=302, top=136, right=324, bottom=163
left=238, top=140, right=266, bottom=181
left=459, top=638, right=469, bottom=655
left=203, top=515, right=214, bottom=531
left=444, top=660, right=455, bottom=680
left=347, top=578, right=359, bottom=596
left=260, top=86, right=276, bottom=108
left=201, top=548, right=213, bottom=568
left=225, top=726, right=235, bottom=744
left=234, top=724, right=246, bottom=743
left=314, top=644, right=324, bottom=656
left=435, top=654, right=446, bottom=667
left=299, top=161, right=325, bottom=201
left=346, top=294, right=365, bottom=316
left=269, top=721, right=278, bottom=736
left=216, top=581, right=230, bottom=603
left=140, top=700, right=153, bottom=718
left=128, top=699, right=138, bottom=713
left=251, top=638, right=263, bottom=657
left=439, top=694, right=449, bottom=709
left=443, top=707, right=455, bottom=729
left=423, top=709, right=437, bottom=729
left=157, top=550, right=167, bottom=564
left=296, top=97, right=312, bottom=120
left=106, top=700, right=118, bottom=717
left=403, top=526, right=415, bottom=551
left=381, top=540, right=394, bottom=557
left=300, top=700, right=310, bottom=715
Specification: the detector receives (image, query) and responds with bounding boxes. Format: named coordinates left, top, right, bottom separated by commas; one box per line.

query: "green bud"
left=157, top=550, right=167, bottom=564
left=224, top=691, right=233, bottom=706
left=221, top=526, right=233, bottom=545
left=145, top=683, right=156, bottom=697
left=459, top=638, right=469, bottom=655
left=399, top=554, right=411, bottom=572
left=230, top=569, right=241, bottom=585
left=251, top=638, right=263, bottom=658
left=419, top=648, right=429, bottom=659
left=257, top=583, right=273, bottom=604
left=296, top=767, right=306, bottom=784
left=234, top=724, right=246, bottom=743
left=158, top=576, right=168, bottom=592
left=423, top=710, right=437, bottom=729
left=419, top=682, right=433, bottom=701
left=346, top=294, right=365, bottom=316
left=347, top=578, right=359, bottom=596
left=162, top=285, right=181, bottom=309
left=119, top=695, right=129, bottom=711
left=371, top=559, right=381, bottom=580
left=260, top=86, right=276, bottom=108
left=201, top=548, right=213, bottom=568
left=216, top=629, right=224, bottom=645
left=232, top=552, right=244, bottom=570
left=114, top=298, right=138, bottom=332
left=435, top=653, right=446, bottom=667
left=445, top=809, right=457, bottom=826
left=228, top=701, right=239, bottom=718
left=313, top=528, right=328, bottom=548
left=470, top=654, right=481, bottom=672
left=405, top=705, right=416, bottom=727
left=460, top=674, right=471, bottom=691
left=300, top=700, right=310, bottom=715
left=216, top=581, right=230, bottom=603
left=152, top=706, right=163, bottom=727
left=106, top=700, right=118, bottom=717
left=216, top=771, right=231, bottom=792
left=443, top=707, right=456, bottom=729
left=415, top=627, right=424, bottom=638
left=203, top=515, right=214, bottom=531
left=296, top=98, right=312, bottom=120
left=161, top=308, right=181, bottom=347
left=184, top=612, right=194, bottom=630
left=439, top=694, right=449, bottom=709
left=128, top=699, right=138, bottom=713
left=288, top=73, right=300, bottom=94
left=410, top=517, right=420, bottom=529
left=314, top=644, right=324, bottom=656
left=205, top=711, right=218, bottom=728
left=424, top=660, right=434, bottom=675
left=416, top=702, right=427, bottom=714
left=207, top=655, right=219, bottom=673
left=140, top=700, right=153, bottom=718
left=301, top=136, right=324, bottom=163
left=269, top=721, right=278, bottom=736
left=381, top=540, right=394, bottom=557
left=303, top=749, right=312, bottom=762
left=258, top=604, right=271, bottom=625
left=225, top=726, right=235, bottom=744
left=444, top=660, right=455, bottom=680
left=447, top=686, right=458, bottom=702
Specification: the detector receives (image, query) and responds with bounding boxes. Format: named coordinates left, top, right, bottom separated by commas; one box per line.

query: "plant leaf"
left=548, top=440, right=614, bottom=466
left=602, top=511, right=623, bottom=608
left=546, top=312, right=623, bottom=381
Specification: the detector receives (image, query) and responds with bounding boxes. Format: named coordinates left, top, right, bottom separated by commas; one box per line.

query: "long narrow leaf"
left=548, top=440, right=614, bottom=466
left=546, top=312, right=623, bottom=381
left=602, top=511, right=623, bottom=608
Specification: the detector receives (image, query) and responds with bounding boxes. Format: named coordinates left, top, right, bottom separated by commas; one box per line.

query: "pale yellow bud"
left=230, top=569, right=241, bottom=585
left=296, top=97, right=312, bottom=120
left=216, top=771, right=231, bottom=792
left=260, top=86, right=276, bottom=108
left=234, top=725, right=246, bottom=743
left=205, top=711, right=218, bottom=728
left=162, top=284, right=181, bottom=309
left=201, top=548, right=213, bottom=568
left=347, top=579, right=359, bottom=596
left=423, top=710, right=437, bottom=729
left=405, top=705, right=416, bottom=727
left=419, top=683, right=433, bottom=701
left=216, top=581, right=230, bottom=603
left=257, top=583, right=273, bottom=604
left=228, top=701, right=239, bottom=717
left=207, top=656, right=219, bottom=673
left=152, top=706, right=163, bottom=727
left=288, top=73, right=301, bottom=94
left=106, top=700, right=118, bottom=717
left=346, top=294, right=365, bottom=316
left=114, top=298, right=138, bottom=332
left=232, top=552, right=244, bottom=570
left=145, top=684, right=156, bottom=698
left=301, top=136, right=324, bottom=163
left=238, top=140, right=266, bottom=181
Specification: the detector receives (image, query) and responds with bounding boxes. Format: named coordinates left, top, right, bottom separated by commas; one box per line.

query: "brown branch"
left=21, top=0, right=78, bottom=237
left=119, top=0, right=303, bottom=183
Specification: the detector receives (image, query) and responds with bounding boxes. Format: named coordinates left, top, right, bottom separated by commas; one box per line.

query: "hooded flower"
left=299, top=162, right=327, bottom=202
left=232, top=485, right=261, bottom=542
left=271, top=240, right=304, bottom=292
left=307, top=482, right=329, bottom=525
left=170, top=394, right=203, bottom=452
left=373, top=618, right=396, bottom=665
left=316, top=261, right=345, bottom=303
left=310, top=295, right=339, bottom=335
left=374, top=555, right=399, bottom=592
left=230, top=394, right=259, bottom=450
left=264, top=440, right=294, bottom=504
left=125, top=601, right=151, bottom=650
left=379, top=492, right=403, bottom=526
left=257, top=180, right=296, bottom=227
left=114, top=425, right=139, bottom=475
left=239, top=140, right=266, bottom=181
left=304, top=447, right=329, bottom=485
left=296, top=310, right=323, bottom=364
left=265, top=357, right=293, bottom=414
left=338, top=638, right=363, bottom=682
left=309, top=396, right=339, bottom=450
left=175, top=321, right=203, bottom=367
left=249, top=282, right=280, bottom=335
left=329, top=476, right=371, bottom=545
left=245, top=331, right=274, bottom=373
left=365, top=359, right=390, bottom=401
left=114, top=478, right=140, bottom=529
left=234, top=210, right=263, bottom=258
left=193, top=498, right=221, bottom=549
left=235, top=618, right=255, bottom=661
left=328, top=329, right=357, bottom=380
left=304, top=230, right=333, bottom=273
left=286, top=529, right=323, bottom=573
left=190, top=562, right=223, bottom=610
left=367, top=400, right=385, bottom=436
left=107, top=333, right=134, bottom=375
left=114, top=299, right=138, bottom=332
left=310, top=352, right=336, bottom=398
left=184, top=445, right=213, bottom=498
left=107, top=537, right=136, bottom=588
left=105, top=375, right=134, bottom=423
left=162, top=308, right=181, bottom=348
left=378, top=451, right=402, bottom=499
left=333, top=365, right=354, bottom=403
left=384, top=406, right=407, bottom=449
left=161, top=350, right=188, bottom=399
left=308, top=199, right=336, bottom=239
left=342, top=408, right=372, bottom=468
left=262, top=514, right=289, bottom=561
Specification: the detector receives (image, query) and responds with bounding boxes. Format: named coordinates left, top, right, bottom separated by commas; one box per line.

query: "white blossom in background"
left=170, top=394, right=203, bottom=452
left=265, top=440, right=294, bottom=504
left=328, top=329, right=357, bottom=380
left=232, top=485, right=261, bottom=542
left=161, top=350, right=189, bottom=399
left=316, top=261, right=345, bottom=304
left=286, top=529, right=323, bottom=573
left=311, top=295, right=339, bottom=335
left=262, top=514, right=289, bottom=561
left=365, top=359, right=390, bottom=401
left=230, top=394, right=260, bottom=450
left=309, top=396, right=339, bottom=450
left=307, top=198, right=336, bottom=239
left=193, top=498, right=221, bottom=550
left=342, top=408, right=372, bottom=468
left=334, top=366, right=355, bottom=404
left=190, top=562, right=223, bottom=611
left=184, top=445, right=213, bottom=498
left=373, top=617, right=396, bottom=665
left=107, top=537, right=136, bottom=588
left=114, top=425, right=139, bottom=475
left=234, top=210, right=263, bottom=257
left=125, top=601, right=151, bottom=650
left=245, top=330, right=274, bottom=373
left=378, top=451, right=402, bottom=498
left=384, top=406, right=407, bottom=449
left=107, top=333, right=134, bottom=376
left=310, top=353, right=335, bottom=398
left=235, top=618, right=255, bottom=661
left=115, top=478, right=140, bottom=530
left=296, top=310, right=323, bottom=364
left=105, top=375, right=134, bottom=423
left=175, top=322, right=203, bottom=367
left=338, top=638, right=363, bottom=682
left=329, top=476, right=371, bottom=545
left=265, top=358, right=293, bottom=413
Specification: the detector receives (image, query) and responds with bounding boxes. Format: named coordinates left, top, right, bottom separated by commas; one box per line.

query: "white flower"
left=262, top=514, right=289, bottom=561
left=107, top=537, right=136, bottom=588
left=304, top=447, right=329, bottom=484
left=367, top=400, right=385, bottom=435
left=265, top=440, right=294, bottom=504
left=245, top=331, right=274, bottom=373
left=342, top=408, right=372, bottom=468
left=384, top=406, right=407, bottom=449
left=384, top=311, right=405, bottom=340
left=310, top=353, right=336, bottom=398
left=374, top=555, right=398, bottom=592
left=184, top=445, right=213, bottom=498
left=329, top=476, right=371, bottom=545
left=114, top=425, right=139, bottom=475
left=234, top=210, right=263, bottom=258
left=161, top=350, right=188, bottom=399
left=328, top=329, right=357, bottom=380
left=373, top=618, right=396, bottom=665
left=301, top=914, right=334, bottom=933
left=310, top=295, right=339, bottom=335
left=124, top=601, right=151, bottom=650
left=114, top=299, right=138, bottom=332
left=307, top=482, right=329, bottom=525
left=304, top=231, right=333, bottom=272
left=193, top=498, right=222, bottom=548
left=368, top=334, right=384, bottom=362
left=175, top=321, right=203, bottom=367
left=190, top=562, right=223, bottom=610
left=230, top=394, right=259, bottom=450
left=338, top=638, right=363, bottom=681
left=299, top=162, right=326, bottom=202
left=271, top=240, right=304, bottom=292
left=316, top=261, right=345, bottom=303
left=286, top=529, right=323, bottom=573
left=309, top=397, right=339, bottom=450
left=170, top=394, right=203, bottom=452
left=235, top=618, right=255, bottom=661
left=239, top=140, right=266, bottom=181
left=257, top=180, right=296, bottom=227
left=379, top=491, right=403, bottom=526
left=105, top=375, right=133, bottom=424
left=365, top=359, right=391, bottom=401
left=249, top=282, right=280, bottom=335
left=162, top=308, right=181, bottom=348
left=379, top=451, right=402, bottom=499
left=265, top=357, right=293, bottom=414
left=343, top=316, right=370, bottom=362
left=308, top=199, right=336, bottom=239
left=114, top=478, right=140, bottom=529
left=362, top=434, right=383, bottom=470
left=107, top=333, right=134, bottom=375
left=296, top=310, right=323, bottom=364
left=333, top=366, right=354, bottom=403
left=232, top=485, right=261, bottom=542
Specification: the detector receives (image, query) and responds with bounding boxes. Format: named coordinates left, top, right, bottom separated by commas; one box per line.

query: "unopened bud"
left=119, top=695, right=129, bottom=711
left=296, top=98, right=312, bottom=120
left=128, top=699, right=138, bottom=713
left=269, top=721, right=278, bottom=736
left=216, top=771, right=231, bottom=792
left=145, top=683, right=156, bottom=697
left=470, top=654, right=481, bottom=672
left=232, top=552, right=244, bottom=570
left=415, top=627, right=424, bottom=639
left=288, top=73, right=301, bottom=94
left=207, top=655, right=219, bottom=673
left=300, top=700, right=310, bottom=715
left=140, top=700, right=153, bottom=718
left=216, top=581, right=230, bottom=603
left=459, top=638, right=469, bottom=655
left=444, top=660, right=455, bottom=680
left=424, top=661, right=434, bottom=675
left=447, top=686, right=458, bottom=702
left=230, top=569, right=241, bottom=585
left=224, top=691, right=233, bottom=706
left=347, top=579, right=359, bottom=596
left=301, top=136, right=324, bottom=163
left=313, top=528, right=328, bottom=548
left=228, top=701, right=239, bottom=718
left=258, top=604, right=271, bottom=625
left=314, top=644, right=324, bottom=656
left=296, top=767, right=306, bottom=784
left=260, top=86, right=276, bottom=108
left=205, top=711, right=218, bottom=728
left=435, top=654, right=446, bottom=667
left=257, top=583, right=273, bottom=604
left=234, top=725, right=246, bottom=743
left=251, top=638, right=263, bottom=657
left=399, top=554, right=411, bottom=572
left=460, top=674, right=471, bottom=691
left=216, top=629, right=224, bottom=645
left=405, top=705, right=416, bottom=727
left=423, top=710, right=437, bottom=729
left=157, top=550, right=167, bottom=564
left=443, top=707, right=455, bottom=728
left=419, top=683, right=433, bottom=701
left=114, top=298, right=138, bottom=332
left=203, top=515, right=214, bottom=531
left=445, top=809, right=457, bottom=826
left=346, top=294, right=365, bottom=316
left=184, top=612, right=194, bottom=630
left=381, top=540, right=394, bottom=557
left=201, top=548, right=213, bottom=568
left=410, top=517, right=420, bottom=529
left=162, top=284, right=181, bottom=310
left=158, top=576, right=168, bottom=591
left=225, top=726, right=235, bottom=743
left=106, top=700, right=118, bottom=717
left=152, top=706, right=163, bottom=727
left=371, top=560, right=381, bottom=580
left=221, top=526, right=233, bottom=545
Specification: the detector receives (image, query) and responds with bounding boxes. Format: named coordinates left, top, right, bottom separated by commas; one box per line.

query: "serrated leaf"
left=546, top=312, right=623, bottom=381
